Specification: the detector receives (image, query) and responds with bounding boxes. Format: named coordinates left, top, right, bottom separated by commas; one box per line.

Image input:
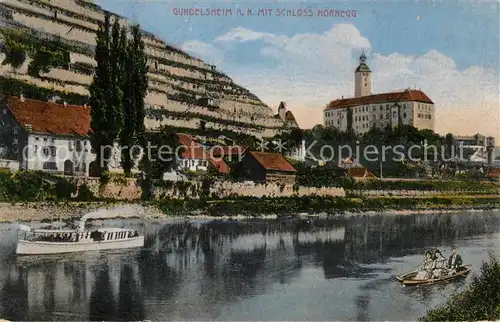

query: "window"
left=76, top=140, right=82, bottom=152
left=380, top=114, right=383, bottom=119
left=42, top=147, right=50, bottom=156
left=50, top=146, right=56, bottom=157
left=403, top=113, right=407, bottom=118
left=34, top=145, right=38, bottom=153
left=43, top=162, right=57, bottom=170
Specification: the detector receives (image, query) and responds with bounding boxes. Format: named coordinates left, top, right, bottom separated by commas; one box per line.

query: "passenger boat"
left=16, top=224, right=144, bottom=255
left=395, top=264, right=472, bottom=286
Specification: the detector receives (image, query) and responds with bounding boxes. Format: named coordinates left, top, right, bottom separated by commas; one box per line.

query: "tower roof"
left=355, top=63, right=371, bottom=73
left=355, top=51, right=370, bottom=72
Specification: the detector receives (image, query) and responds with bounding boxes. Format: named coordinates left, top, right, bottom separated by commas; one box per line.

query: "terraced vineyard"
left=0, top=0, right=298, bottom=138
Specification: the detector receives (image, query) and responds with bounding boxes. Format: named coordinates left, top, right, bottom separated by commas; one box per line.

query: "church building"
left=323, top=53, right=435, bottom=134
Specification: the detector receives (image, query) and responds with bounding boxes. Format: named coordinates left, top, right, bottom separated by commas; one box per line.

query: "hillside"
left=0, top=0, right=298, bottom=138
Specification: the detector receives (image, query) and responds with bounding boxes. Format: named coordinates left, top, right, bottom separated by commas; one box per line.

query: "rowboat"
left=395, top=264, right=472, bottom=286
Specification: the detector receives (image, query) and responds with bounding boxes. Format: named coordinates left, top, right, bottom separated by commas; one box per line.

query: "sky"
left=95, top=0, right=500, bottom=140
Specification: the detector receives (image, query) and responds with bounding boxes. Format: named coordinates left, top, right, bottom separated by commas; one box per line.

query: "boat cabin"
left=22, top=228, right=140, bottom=243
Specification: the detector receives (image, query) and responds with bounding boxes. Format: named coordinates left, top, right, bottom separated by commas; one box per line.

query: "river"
left=1, top=210, right=500, bottom=320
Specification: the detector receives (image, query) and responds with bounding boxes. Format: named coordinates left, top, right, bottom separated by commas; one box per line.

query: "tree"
left=140, top=127, right=182, bottom=200
left=120, top=24, right=148, bottom=176
left=89, top=14, right=124, bottom=176
left=422, top=254, right=500, bottom=321
left=0, top=36, right=27, bottom=70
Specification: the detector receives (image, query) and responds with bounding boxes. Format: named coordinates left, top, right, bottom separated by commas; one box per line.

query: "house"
left=175, top=133, right=230, bottom=174
left=241, top=151, right=297, bottom=184
left=275, top=101, right=299, bottom=128
left=0, top=96, right=129, bottom=177
left=347, top=167, right=377, bottom=180
left=176, top=133, right=211, bottom=172
left=0, top=96, right=96, bottom=176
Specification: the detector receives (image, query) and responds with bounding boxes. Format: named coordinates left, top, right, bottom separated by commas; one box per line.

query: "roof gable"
left=247, top=151, right=296, bottom=172
left=7, top=96, right=91, bottom=136
left=324, top=90, right=433, bottom=111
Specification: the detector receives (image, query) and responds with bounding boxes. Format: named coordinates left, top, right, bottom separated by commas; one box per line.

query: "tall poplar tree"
left=120, top=24, right=148, bottom=176
left=89, top=13, right=112, bottom=175
left=89, top=14, right=124, bottom=175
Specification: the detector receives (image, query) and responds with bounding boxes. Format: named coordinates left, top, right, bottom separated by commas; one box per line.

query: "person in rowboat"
left=415, top=250, right=436, bottom=280
left=431, top=249, right=448, bottom=278
left=447, top=246, right=463, bottom=274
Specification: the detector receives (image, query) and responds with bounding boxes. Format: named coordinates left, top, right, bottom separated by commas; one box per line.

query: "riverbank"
left=0, top=195, right=499, bottom=223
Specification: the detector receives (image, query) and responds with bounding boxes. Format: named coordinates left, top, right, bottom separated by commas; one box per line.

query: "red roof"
left=285, top=110, right=296, bottom=122
left=176, top=133, right=230, bottom=173
left=348, top=167, right=376, bottom=178
left=176, top=133, right=207, bottom=159
left=487, top=169, right=500, bottom=178
left=7, top=96, right=91, bottom=136
left=247, top=151, right=296, bottom=172
left=324, top=90, right=433, bottom=111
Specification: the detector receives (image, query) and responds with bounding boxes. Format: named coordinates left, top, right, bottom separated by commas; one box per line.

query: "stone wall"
left=71, top=178, right=347, bottom=200
left=347, top=189, right=499, bottom=197
left=210, top=181, right=346, bottom=198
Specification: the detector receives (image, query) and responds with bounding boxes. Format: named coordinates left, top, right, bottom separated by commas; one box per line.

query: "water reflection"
left=0, top=211, right=499, bottom=320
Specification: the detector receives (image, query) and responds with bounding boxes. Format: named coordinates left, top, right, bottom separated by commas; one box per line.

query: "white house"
left=0, top=95, right=124, bottom=177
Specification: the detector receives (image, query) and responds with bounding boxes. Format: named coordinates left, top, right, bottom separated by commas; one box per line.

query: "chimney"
left=20, top=94, right=24, bottom=102
left=25, top=124, right=32, bottom=132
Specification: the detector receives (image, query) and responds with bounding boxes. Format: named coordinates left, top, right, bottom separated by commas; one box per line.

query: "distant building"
left=275, top=101, right=299, bottom=128
left=175, top=133, right=230, bottom=174
left=455, top=133, right=495, bottom=148
left=347, top=167, right=377, bottom=181
left=486, top=169, right=500, bottom=182
left=323, top=53, right=435, bottom=134
left=0, top=96, right=96, bottom=176
left=241, top=151, right=297, bottom=184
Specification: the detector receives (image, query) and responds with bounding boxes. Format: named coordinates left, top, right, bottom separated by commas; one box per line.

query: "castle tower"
left=354, top=51, right=371, bottom=97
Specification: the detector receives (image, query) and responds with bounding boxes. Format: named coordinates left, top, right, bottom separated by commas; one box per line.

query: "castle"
left=323, top=52, right=435, bottom=134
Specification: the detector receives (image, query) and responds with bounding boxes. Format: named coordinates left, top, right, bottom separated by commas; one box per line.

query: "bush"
left=75, top=184, right=95, bottom=201
left=422, top=254, right=500, bottom=321
left=54, top=177, right=77, bottom=199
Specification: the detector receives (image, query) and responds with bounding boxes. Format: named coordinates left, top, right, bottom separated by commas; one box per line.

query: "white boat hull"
left=16, top=237, right=145, bottom=255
